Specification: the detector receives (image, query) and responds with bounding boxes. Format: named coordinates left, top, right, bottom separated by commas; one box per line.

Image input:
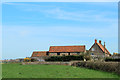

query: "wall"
left=89, top=43, right=105, bottom=56
left=70, top=52, right=80, bottom=55
left=22, top=61, right=72, bottom=66
left=49, top=53, right=57, bottom=56
left=49, top=52, right=83, bottom=56
left=60, top=53, right=69, bottom=56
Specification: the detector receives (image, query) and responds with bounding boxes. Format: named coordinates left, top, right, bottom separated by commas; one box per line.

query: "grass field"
left=2, top=63, right=120, bottom=78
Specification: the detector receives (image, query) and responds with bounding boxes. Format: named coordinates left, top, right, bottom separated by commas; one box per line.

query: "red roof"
left=31, top=51, right=48, bottom=57
left=97, top=43, right=111, bottom=55
left=49, top=45, right=85, bottom=52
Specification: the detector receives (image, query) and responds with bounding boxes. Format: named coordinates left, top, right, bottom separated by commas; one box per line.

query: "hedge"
left=45, top=55, right=85, bottom=61
left=72, top=61, right=120, bottom=75
left=105, top=58, right=120, bottom=62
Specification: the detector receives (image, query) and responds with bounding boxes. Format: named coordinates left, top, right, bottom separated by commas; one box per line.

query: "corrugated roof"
left=49, top=45, right=85, bottom=52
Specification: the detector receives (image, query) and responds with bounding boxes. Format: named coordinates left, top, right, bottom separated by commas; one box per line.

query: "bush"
left=105, top=57, right=120, bottom=62
left=72, top=61, right=120, bottom=75
left=31, top=58, right=38, bottom=62
left=45, top=55, right=84, bottom=61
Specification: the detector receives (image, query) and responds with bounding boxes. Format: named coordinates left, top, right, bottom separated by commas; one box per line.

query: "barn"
left=31, top=51, right=49, bottom=61
left=31, top=46, right=86, bottom=57
left=49, top=46, right=86, bottom=56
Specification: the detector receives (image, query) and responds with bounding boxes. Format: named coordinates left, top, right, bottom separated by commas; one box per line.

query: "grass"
left=2, top=63, right=120, bottom=78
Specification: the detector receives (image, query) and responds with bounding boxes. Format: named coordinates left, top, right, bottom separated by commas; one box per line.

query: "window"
left=57, top=52, right=60, bottom=55
left=46, top=52, right=49, bottom=55
left=77, top=52, right=80, bottom=55
left=68, top=52, right=70, bottom=55
left=91, top=48, right=95, bottom=51
left=91, top=53, right=94, bottom=55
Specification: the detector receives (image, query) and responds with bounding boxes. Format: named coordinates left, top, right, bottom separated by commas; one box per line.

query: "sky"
left=2, top=2, right=118, bottom=59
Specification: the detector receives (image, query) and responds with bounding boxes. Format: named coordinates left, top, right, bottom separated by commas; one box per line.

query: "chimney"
left=95, top=39, right=97, bottom=43
left=104, top=42, right=106, bottom=53
left=104, top=42, right=105, bottom=47
left=99, top=40, right=101, bottom=44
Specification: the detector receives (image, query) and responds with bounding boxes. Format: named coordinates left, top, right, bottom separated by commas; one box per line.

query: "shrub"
left=105, top=57, right=120, bottom=62
left=31, top=58, right=38, bottom=62
left=72, top=61, right=120, bottom=75
left=45, top=55, right=84, bottom=61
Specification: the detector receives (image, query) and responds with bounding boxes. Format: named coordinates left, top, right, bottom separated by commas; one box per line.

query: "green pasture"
left=2, top=63, right=120, bottom=78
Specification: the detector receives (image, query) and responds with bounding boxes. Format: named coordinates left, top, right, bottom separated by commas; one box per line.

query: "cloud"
left=2, top=2, right=118, bottom=59
left=3, top=2, right=117, bottom=23
left=11, top=3, right=118, bottom=22
left=42, top=8, right=117, bottom=23
left=3, top=2, right=118, bottom=38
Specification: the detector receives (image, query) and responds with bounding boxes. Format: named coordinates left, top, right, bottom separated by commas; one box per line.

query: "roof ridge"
left=33, top=51, right=48, bottom=52
left=50, top=45, right=85, bottom=47
left=97, top=43, right=111, bottom=55
left=49, top=46, right=85, bottom=52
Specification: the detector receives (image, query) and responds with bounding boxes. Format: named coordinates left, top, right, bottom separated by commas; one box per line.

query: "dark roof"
left=49, top=45, right=85, bottom=52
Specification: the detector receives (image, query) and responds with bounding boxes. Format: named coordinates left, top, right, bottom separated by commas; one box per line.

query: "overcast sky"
left=2, top=2, right=118, bottom=59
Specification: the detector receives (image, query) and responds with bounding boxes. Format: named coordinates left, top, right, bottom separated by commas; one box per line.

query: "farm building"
left=31, top=39, right=111, bottom=60
left=32, top=51, right=49, bottom=57
left=31, top=51, right=49, bottom=61
left=49, top=45, right=86, bottom=56
left=31, top=46, right=85, bottom=57
left=31, top=45, right=86, bottom=61
left=89, top=39, right=111, bottom=57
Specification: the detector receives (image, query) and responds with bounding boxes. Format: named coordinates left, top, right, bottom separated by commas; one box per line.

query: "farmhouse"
left=89, top=39, right=111, bottom=57
left=31, top=39, right=111, bottom=59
